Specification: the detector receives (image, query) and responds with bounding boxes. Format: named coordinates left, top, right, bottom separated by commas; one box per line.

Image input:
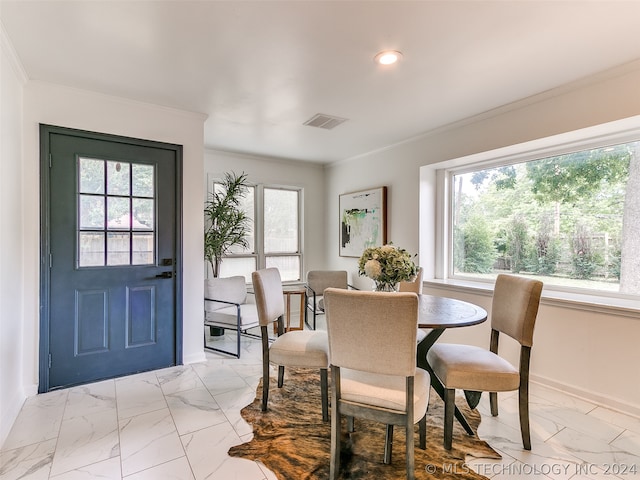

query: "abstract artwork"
left=339, top=187, right=387, bottom=257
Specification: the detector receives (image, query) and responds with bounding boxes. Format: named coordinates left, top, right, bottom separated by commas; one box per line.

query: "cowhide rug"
left=228, top=368, right=501, bottom=479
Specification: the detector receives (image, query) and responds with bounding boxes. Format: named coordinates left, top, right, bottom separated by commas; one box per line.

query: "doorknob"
left=155, top=271, right=173, bottom=279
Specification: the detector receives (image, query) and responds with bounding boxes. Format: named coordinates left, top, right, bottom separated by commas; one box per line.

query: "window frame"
left=207, top=175, right=303, bottom=283
left=420, top=114, right=640, bottom=312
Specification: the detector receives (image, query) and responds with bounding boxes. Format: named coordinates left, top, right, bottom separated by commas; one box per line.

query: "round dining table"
left=416, top=294, right=488, bottom=435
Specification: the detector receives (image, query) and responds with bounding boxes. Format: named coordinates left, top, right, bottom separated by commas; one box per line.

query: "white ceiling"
left=3, top=1, right=640, bottom=164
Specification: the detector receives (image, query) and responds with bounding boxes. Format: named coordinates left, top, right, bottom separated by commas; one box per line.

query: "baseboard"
left=0, top=388, right=26, bottom=449
left=530, top=373, right=640, bottom=419
left=183, top=351, right=207, bottom=365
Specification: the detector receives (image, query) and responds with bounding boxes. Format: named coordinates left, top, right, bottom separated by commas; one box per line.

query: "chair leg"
left=419, top=414, right=426, bottom=450
left=444, top=388, right=455, bottom=450
left=383, top=424, right=393, bottom=464
left=329, top=368, right=340, bottom=480
left=347, top=416, right=355, bottom=433
left=519, top=375, right=532, bottom=449
left=320, top=368, right=329, bottom=422
left=490, top=391, right=498, bottom=416
left=277, top=365, right=285, bottom=388
left=261, top=327, right=270, bottom=412
left=406, top=419, right=415, bottom=480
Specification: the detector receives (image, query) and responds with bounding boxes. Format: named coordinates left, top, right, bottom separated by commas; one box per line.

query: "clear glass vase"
left=374, top=282, right=398, bottom=292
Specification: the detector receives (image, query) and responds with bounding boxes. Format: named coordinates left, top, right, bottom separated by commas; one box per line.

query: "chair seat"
left=427, top=343, right=519, bottom=392
left=204, top=303, right=259, bottom=329
left=270, top=330, right=329, bottom=368
left=341, top=368, right=430, bottom=423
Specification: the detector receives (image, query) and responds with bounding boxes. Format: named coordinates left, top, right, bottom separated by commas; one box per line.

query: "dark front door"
left=40, top=125, right=182, bottom=392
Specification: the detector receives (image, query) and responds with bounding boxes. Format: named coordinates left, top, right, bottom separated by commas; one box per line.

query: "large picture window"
left=433, top=118, right=640, bottom=299
left=209, top=180, right=302, bottom=282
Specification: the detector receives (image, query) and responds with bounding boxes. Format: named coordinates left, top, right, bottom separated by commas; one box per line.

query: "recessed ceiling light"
left=374, top=50, right=402, bottom=65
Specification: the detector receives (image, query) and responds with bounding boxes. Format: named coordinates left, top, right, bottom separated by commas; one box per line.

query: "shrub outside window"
left=450, top=139, right=639, bottom=296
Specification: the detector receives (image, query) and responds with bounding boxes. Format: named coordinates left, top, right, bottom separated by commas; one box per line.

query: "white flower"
left=364, top=259, right=382, bottom=279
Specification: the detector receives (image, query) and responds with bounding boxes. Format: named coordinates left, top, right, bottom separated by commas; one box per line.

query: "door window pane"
left=79, top=232, right=105, bottom=267
left=79, top=158, right=104, bottom=194
left=79, top=195, right=104, bottom=229
left=264, top=188, right=298, bottom=253
left=107, top=161, right=130, bottom=195
left=132, top=233, right=154, bottom=265
left=107, top=197, right=130, bottom=229
left=132, top=164, right=154, bottom=197
left=107, top=232, right=130, bottom=265
left=133, top=198, right=154, bottom=230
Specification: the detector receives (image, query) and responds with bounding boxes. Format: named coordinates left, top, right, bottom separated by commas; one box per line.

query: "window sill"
left=424, top=278, right=640, bottom=319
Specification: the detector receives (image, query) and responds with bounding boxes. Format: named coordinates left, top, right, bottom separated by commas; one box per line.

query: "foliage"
left=506, top=214, right=531, bottom=274
left=452, top=142, right=632, bottom=287
left=358, top=244, right=417, bottom=291
left=530, top=215, right=560, bottom=275
left=204, top=172, right=252, bottom=277
left=571, top=224, right=600, bottom=279
left=526, top=146, right=629, bottom=205
left=455, top=215, right=496, bottom=273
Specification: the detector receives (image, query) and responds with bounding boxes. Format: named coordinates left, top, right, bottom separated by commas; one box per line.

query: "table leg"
left=417, top=329, right=475, bottom=436
left=285, top=293, right=292, bottom=332
left=297, top=292, right=305, bottom=330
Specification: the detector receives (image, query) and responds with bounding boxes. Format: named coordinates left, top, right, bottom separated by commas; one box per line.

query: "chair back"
left=491, top=274, right=543, bottom=347
left=204, top=276, right=247, bottom=311
left=399, top=267, right=423, bottom=294
left=324, top=288, right=418, bottom=377
left=307, top=270, right=348, bottom=293
left=252, top=268, right=285, bottom=327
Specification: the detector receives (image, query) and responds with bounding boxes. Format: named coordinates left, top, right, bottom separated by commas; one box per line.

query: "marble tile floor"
left=1, top=332, right=639, bottom=480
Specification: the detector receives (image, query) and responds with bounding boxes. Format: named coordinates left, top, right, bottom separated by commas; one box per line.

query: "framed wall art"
left=339, top=186, right=387, bottom=257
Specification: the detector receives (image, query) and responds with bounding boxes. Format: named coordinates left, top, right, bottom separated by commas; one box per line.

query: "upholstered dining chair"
left=398, top=267, right=423, bottom=294
left=252, top=268, right=329, bottom=421
left=305, top=270, right=352, bottom=330
left=426, top=274, right=543, bottom=450
left=323, top=288, right=429, bottom=480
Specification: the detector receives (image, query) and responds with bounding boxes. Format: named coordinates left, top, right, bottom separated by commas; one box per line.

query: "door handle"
left=155, top=271, right=173, bottom=279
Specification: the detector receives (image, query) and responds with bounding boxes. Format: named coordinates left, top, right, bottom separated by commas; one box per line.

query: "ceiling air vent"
left=303, top=113, right=348, bottom=130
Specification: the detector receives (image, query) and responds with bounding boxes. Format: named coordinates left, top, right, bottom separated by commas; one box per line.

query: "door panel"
left=41, top=126, right=181, bottom=391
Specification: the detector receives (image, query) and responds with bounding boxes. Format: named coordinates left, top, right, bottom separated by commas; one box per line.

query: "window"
left=210, top=180, right=302, bottom=282
left=425, top=115, right=640, bottom=300
left=78, top=157, right=155, bottom=267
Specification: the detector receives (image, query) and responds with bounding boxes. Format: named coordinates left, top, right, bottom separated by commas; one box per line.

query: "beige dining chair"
left=305, top=270, right=351, bottom=330
left=324, top=288, right=429, bottom=480
left=398, top=266, right=423, bottom=294
left=252, top=268, right=329, bottom=421
left=426, top=274, right=543, bottom=450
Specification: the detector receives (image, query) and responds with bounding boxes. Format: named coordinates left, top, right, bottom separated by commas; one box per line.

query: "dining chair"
left=305, top=270, right=352, bottom=330
left=426, top=274, right=543, bottom=450
left=398, top=266, right=423, bottom=294
left=252, top=268, right=329, bottom=421
left=323, top=288, right=429, bottom=480
left=204, top=276, right=259, bottom=358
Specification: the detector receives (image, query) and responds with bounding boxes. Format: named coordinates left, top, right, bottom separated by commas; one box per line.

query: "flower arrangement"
left=358, top=244, right=418, bottom=292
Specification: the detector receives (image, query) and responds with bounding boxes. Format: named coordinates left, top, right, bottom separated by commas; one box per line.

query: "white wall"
left=15, top=82, right=207, bottom=409
left=204, top=149, right=326, bottom=275
left=0, top=26, right=27, bottom=445
left=326, top=63, right=640, bottom=415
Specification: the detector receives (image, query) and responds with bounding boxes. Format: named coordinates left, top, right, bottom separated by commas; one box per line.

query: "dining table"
left=416, top=293, right=488, bottom=435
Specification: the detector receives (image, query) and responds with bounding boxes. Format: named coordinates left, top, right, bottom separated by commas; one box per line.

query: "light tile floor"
left=1, top=330, right=639, bottom=480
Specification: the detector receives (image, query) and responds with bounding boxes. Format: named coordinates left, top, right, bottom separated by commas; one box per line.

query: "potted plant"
left=204, top=171, right=252, bottom=278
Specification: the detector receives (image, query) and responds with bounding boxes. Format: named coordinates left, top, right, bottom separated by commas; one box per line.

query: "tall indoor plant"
left=204, top=171, right=251, bottom=277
